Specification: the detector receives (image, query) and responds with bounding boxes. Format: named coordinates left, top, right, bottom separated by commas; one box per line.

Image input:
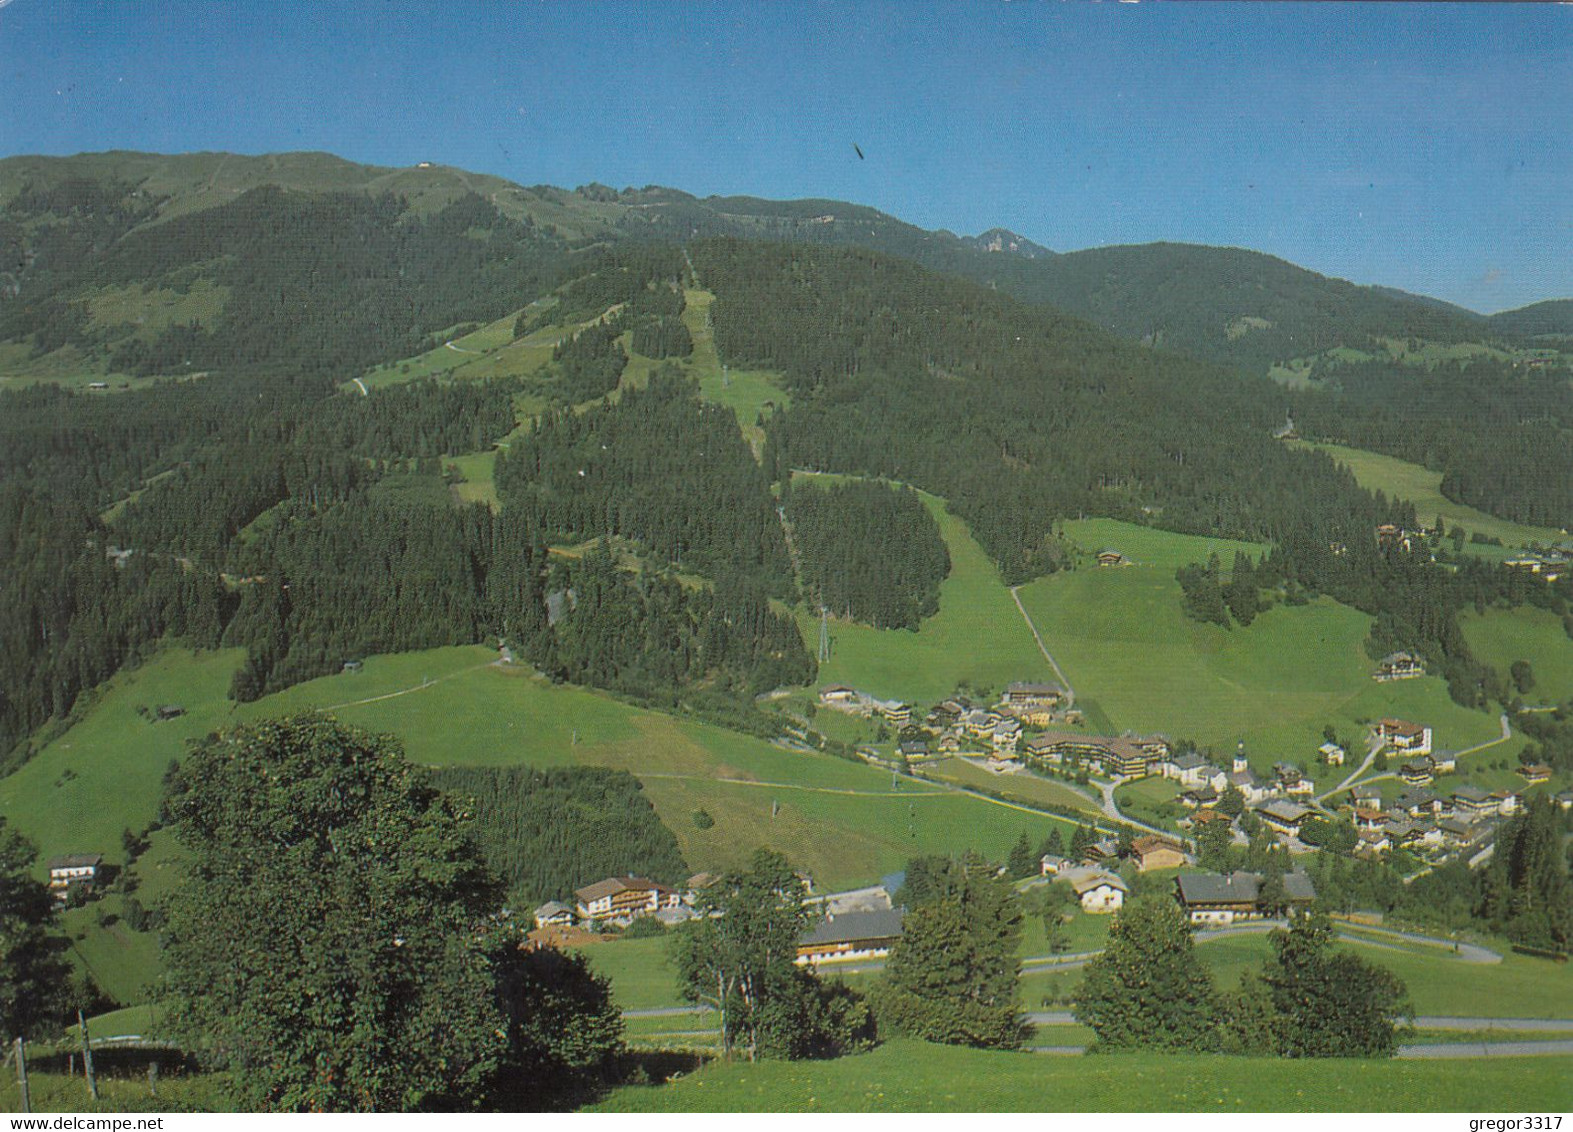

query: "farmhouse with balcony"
left=533, top=901, right=575, bottom=929
left=47, top=854, right=103, bottom=900
left=574, top=876, right=683, bottom=923
left=1451, top=785, right=1497, bottom=816
left=1377, top=718, right=1432, bottom=757
left=1374, top=652, right=1425, bottom=681
left=1274, top=763, right=1315, bottom=796
left=1398, top=759, right=1435, bottom=787
left=1518, top=764, right=1553, bottom=785
left=1039, top=853, right=1069, bottom=876
left=1002, top=681, right=1069, bottom=710
left=1174, top=871, right=1316, bottom=925
left=1096, top=549, right=1129, bottom=567
left=1060, top=865, right=1128, bottom=913
left=1256, top=799, right=1316, bottom=836
left=795, top=907, right=906, bottom=966
left=1395, top=787, right=1443, bottom=817
left=1318, top=742, right=1346, bottom=767
left=1347, top=784, right=1384, bottom=812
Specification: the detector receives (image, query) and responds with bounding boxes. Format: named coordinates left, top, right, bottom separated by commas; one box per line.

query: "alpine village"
left=3, top=114, right=1573, bottom=1121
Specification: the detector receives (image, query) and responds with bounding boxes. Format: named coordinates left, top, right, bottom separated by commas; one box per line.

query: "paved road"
left=1024, top=1012, right=1573, bottom=1031
left=623, top=1007, right=711, bottom=1019
left=1027, top=1040, right=1573, bottom=1058
left=1327, top=713, right=1513, bottom=804
left=1416, top=1017, right=1573, bottom=1031
left=1321, top=735, right=1387, bottom=802
left=1396, top=1039, right=1573, bottom=1058
left=1095, top=776, right=1172, bottom=837
left=1188, top=919, right=1502, bottom=964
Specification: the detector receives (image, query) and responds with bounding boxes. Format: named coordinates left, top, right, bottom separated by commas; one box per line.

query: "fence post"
left=78, top=1010, right=99, bottom=1102
left=13, top=1037, right=29, bottom=1114
left=148, top=1060, right=158, bottom=1099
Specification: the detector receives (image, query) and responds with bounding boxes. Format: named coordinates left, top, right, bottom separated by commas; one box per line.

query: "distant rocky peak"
left=963, top=228, right=1053, bottom=259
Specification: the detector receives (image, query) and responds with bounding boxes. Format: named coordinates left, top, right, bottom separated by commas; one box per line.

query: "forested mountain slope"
left=1, top=151, right=1569, bottom=769
left=1488, top=299, right=1573, bottom=341
left=998, top=242, right=1495, bottom=374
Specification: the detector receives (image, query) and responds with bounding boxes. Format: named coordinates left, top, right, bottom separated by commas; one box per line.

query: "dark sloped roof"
left=1177, top=872, right=1258, bottom=904
left=47, top=854, right=103, bottom=870
left=799, top=908, right=905, bottom=947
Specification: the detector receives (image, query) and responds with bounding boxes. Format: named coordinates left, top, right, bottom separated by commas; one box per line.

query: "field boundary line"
left=316, top=662, right=495, bottom=711
left=1008, top=585, right=1076, bottom=701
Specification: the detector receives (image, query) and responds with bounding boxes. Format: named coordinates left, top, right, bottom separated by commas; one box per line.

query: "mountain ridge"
left=3, top=149, right=1569, bottom=380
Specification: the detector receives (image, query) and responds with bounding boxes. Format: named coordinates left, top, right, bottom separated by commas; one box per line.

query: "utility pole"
left=78, top=1010, right=98, bottom=1102
left=14, top=1037, right=30, bottom=1114
left=818, top=606, right=830, bottom=663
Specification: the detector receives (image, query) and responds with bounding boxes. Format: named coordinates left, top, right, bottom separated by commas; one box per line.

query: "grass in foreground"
left=591, top=1038, right=1573, bottom=1112
left=0, top=1071, right=230, bottom=1114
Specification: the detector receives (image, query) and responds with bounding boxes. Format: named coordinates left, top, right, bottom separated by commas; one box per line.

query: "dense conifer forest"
left=1290, top=356, right=1573, bottom=528
left=496, top=368, right=794, bottom=591
left=426, top=765, right=690, bottom=909
left=3, top=181, right=572, bottom=379
left=1, top=163, right=1569, bottom=777
left=786, top=478, right=950, bottom=629
left=696, top=239, right=1403, bottom=583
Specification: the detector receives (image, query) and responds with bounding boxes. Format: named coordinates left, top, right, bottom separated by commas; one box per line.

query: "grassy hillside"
left=1460, top=607, right=1573, bottom=702
left=1300, top=442, right=1568, bottom=550
left=1015, top=519, right=1504, bottom=769
left=792, top=476, right=1051, bottom=705
left=0, top=645, right=1078, bottom=893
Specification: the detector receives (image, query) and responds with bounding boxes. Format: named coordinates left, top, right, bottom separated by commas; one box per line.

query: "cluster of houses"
left=820, top=680, right=1080, bottom=761
left=818, top=684, right=913, bottom=728
left=1504, top=548, right=1570, bottom=582
left=1343, top=778, right=1567, bottom=861
left=534, top=873, right=706, bottom=932
left=1167, top=744, right=1318, bottom=811
left=1037, top=835, right=1190, bottom=915
left=1374, top=522, right=1572, bottom=581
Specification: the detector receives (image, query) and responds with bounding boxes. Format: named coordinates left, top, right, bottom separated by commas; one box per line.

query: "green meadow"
left=1299, top=442, right=1567, bottom=551
left=1015, top=519, right=1504, bottom=771
left=1460, top=606, right=1573, bottom=703
left=593, top=1038, right=1572, bottom=1112
left=1021, top=928, right=1573, bottom=1021
left=683, top=289, right=789, bottom=458
left=920, top=757, right=1102, bottom=818
left=793, top=477, right=1054, bottom=705
left=3, top=644, right=1079, bottom=896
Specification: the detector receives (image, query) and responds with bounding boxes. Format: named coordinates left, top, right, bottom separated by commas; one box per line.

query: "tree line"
left=785, top=478, right=950, bottom=630
left=425, top=764, right=690, bottom=911
left=694, top=238, right=1409, bottom=586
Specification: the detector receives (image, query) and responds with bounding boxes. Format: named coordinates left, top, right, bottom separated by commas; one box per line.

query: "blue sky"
left=2, top=1, right=1568, bottom=312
